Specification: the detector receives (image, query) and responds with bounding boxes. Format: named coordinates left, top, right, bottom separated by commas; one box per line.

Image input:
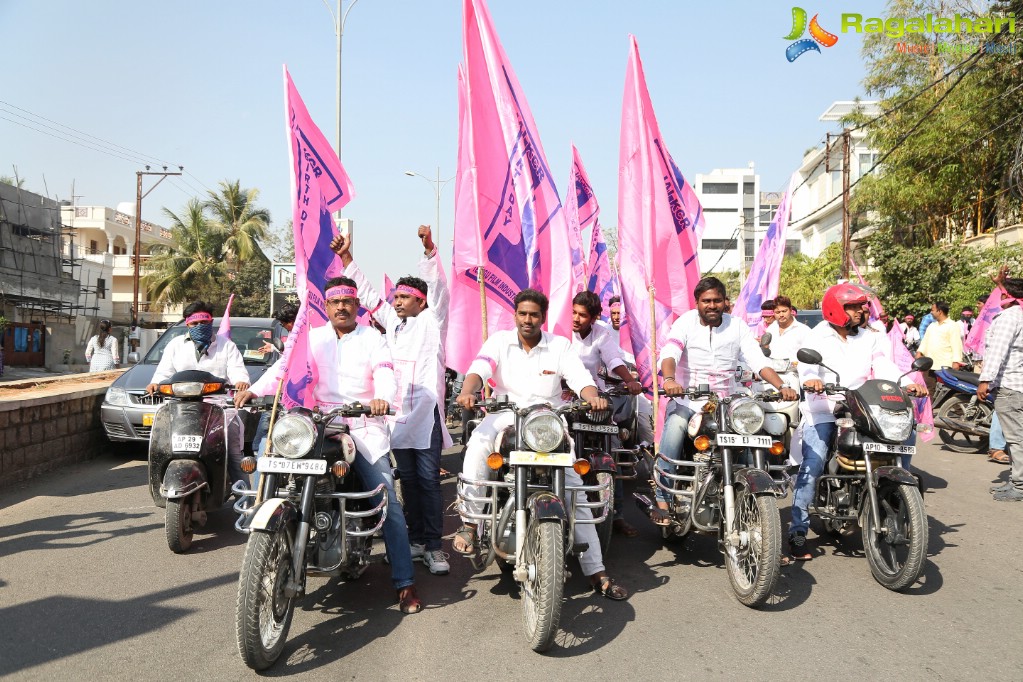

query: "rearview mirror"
left=127, top=351, right=140, bottom=365
left=796, top=348, right=822, bottom=365
left=911, top=356, right=933, bottom=373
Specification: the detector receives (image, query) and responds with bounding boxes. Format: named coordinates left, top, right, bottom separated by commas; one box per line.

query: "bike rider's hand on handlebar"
left=776, top=386, right=799, bottom=402
left=661, top=377, right=684, bottom=397
left=368, top=399, right=390, bottom=417
left=802, top=379, right=825, bottom=394
left=580, top=386, right=608, bottom=412
left=234, top=389, right=255, bottom=408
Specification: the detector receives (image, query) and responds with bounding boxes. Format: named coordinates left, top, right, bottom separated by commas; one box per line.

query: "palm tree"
left=204, top=180, right=271, bottom=271
left=144, top=199, right=227, bottom=304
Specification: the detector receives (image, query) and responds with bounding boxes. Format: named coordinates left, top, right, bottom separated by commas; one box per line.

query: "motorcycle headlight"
left=868, top=405, right=913, bottom=442
left=169, top=382, right=204, bottom=397
left=271, top=413, right=317, bottom=459
left=770, top=358, right=794, bottom=373
left=521, top=409, right=565, bottom=452
left=105, top=387, right=131, bottom=406
left=728, top=398, right=765, bottom=436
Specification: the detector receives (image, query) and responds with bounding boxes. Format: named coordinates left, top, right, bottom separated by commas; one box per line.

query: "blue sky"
left=2, top=0, right=886, bottom=286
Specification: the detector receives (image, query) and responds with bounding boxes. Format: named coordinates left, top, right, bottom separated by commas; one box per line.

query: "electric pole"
left=132, top=168, right=182, bottom=325
left=841, top=128, right=851, bottom=281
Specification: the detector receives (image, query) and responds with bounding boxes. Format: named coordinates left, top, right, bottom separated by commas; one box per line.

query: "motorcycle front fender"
left=161, top=460, right=208, bottom=499
left=244, top=498, right=299, bottom=533
left=734, top=467, right=782, bottom=496
left=872, top=465, right=917, bottom=487
left=527, top=491, right=568, bottom=523
left=588, top=452, right=617, bottom=474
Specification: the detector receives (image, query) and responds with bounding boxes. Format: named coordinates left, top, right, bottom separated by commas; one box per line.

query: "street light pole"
left=323, top=0, right=360, bottom=222
left=404, top=167, right=454, bottom=245
left=132, top=167, right=182, bottom=326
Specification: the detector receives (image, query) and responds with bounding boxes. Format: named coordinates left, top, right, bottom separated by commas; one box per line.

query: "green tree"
left=204, top=180, right=271, bottom=271
left=145, top=199, right=227, bottom=304
left=778, top=244, right=843, bottom=310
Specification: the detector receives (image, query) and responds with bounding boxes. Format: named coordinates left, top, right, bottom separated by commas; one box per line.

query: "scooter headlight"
left=522, top=409, right=566, bottom=452
left=728, top=398, right=765, bottom=436
left=271, top=413, right=317, bottom=459
left=868, top=405, right=913, bottom=442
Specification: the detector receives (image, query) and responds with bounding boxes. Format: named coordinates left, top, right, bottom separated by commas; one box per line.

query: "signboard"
left=271, top=263, right=298, bottom=315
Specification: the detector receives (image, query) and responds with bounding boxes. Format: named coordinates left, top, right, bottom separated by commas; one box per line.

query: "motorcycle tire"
left=165, top=497, right=193, bottom=553
left=863, top=482, right=928, bottom=591
left=725, top=487, right=781, bottom=608
left=936, top=395, right=991, bottom=453
left=236, top=527, right=296, bottom=671
left=521, top=520, right=565, bottom=653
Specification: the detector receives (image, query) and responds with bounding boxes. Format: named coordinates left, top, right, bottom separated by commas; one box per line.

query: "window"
left=858, top=152, right=879, bottom=177
left=702, top=239, right=738, bottom=250
left=760, top=210, right=775, bottom=224
left=96, top=278, right=106, bottom=299
left=745, top=238, right=755, bottom=259
left=89, top=239, right=98, bottom=254
left=702, top=182, right=738, bottom=194
left=784, top=240, right=801, bottom=256
left=703, top=207, right=737, bottom=213
left=743, top=182, right=755, bottom=195
left=743, top=208, right=755, bottom=224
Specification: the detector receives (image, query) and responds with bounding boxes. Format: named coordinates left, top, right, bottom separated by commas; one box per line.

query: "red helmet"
left=821, top=283, right=869, bottom=325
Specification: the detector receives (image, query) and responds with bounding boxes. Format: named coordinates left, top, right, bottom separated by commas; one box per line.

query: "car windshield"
left=143, top=325, right=277, bottom=365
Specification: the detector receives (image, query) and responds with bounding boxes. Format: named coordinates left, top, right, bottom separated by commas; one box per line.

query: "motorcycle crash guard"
left=734, top=467, right=782, bottom=495
left=161, top=460, right=209, bottom=499
left=872, top=465, right=918, bottom=487
left=527, top=492, right=568, bottom=523
left=243, top=498, right=299, bottom=533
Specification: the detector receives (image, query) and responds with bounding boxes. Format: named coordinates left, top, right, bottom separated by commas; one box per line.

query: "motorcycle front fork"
left=285, top=477, right=317, bottom=598
left=512, top=467, right=567, bottom=583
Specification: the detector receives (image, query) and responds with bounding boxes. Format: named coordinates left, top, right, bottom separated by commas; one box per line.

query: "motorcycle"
left=931, top=366, right=993, bottom=453
left=231, top=402, right=389, bottom=671
left=147, top=369, right=241, bottom=553
left=456, top=397, right=614, bottom=652
left=796, top=348, right=932, bottom=591
left=756, top=332, right=804, bottom=488
left=635, top=385, right=787, bottom=607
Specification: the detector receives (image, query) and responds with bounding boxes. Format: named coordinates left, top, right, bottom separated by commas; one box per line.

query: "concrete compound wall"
left=0, top=384, right=112, bottom=487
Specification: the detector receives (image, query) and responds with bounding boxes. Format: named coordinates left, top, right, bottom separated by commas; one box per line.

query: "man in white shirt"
left=763, top=295, right=810, bottom=360
left=331, top=226, right=452, bottom=576
left=787, top=283, right=926, bottom=561
left=655, top=278, right=797, bottom=522
left=455, top=289, right=628, bottom=600
left=900, top=314, right=920, bottom=351
left=147, top=301, right=250, bottom=485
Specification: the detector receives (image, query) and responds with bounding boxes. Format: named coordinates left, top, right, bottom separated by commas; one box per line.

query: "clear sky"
left=2, top=0, right=886, bottom=287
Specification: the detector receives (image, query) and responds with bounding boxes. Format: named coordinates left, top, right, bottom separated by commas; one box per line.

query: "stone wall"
left=0, top=385, right=111, bottom=487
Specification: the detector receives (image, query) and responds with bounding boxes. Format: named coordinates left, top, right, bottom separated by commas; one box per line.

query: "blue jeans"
left=655, top=402, right=695, bottom=503
left=352, top=449, right=415, bottom=590
left=392, top=408, right=444, bottom=551
left=790, top=421, right=835, bottom=536
left=251, top=411, right=271, bottom=490
left=990, top=411, right=1006, bottom=452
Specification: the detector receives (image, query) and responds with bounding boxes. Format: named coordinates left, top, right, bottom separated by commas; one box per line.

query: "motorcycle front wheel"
left=236, top=527, right=296, bottom=670
left=521, top=520, right=565, bottom=653
left=936, top=395, right=991, bottom=453
left=725, top=487, right=781, bottom=607
left=863, top=482, right=928, bottom=591
left=165, top=496, right=193, bottom=553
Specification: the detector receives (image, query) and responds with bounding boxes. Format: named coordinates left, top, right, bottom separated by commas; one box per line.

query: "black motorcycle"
left=931, top=366, right=993, bottom=453
left=231, top=402, right=389, bottom=671
left=148, top=369, right=240, bottom=553
left=796, top=348, right=932, bottom=591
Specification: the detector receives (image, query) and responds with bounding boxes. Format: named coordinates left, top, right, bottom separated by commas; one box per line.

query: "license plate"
left=171, top=434, right=202, bottom=452
left=143, top=413, right=155, bottom=427
left=716, top=434, right=773, bottom=448
left=573, top=422, right=619, bottom=434
left=257, top=457, right=328, bottom=475
left=863, top=442, right=916, bottom=455
left=509, top=451, right=575, bottom=467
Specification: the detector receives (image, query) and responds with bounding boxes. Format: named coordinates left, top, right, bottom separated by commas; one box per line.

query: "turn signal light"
left=158, top=385, right=174, bottom=396
left=202, top=382, right=224, bottom=395
left=332, top=460, right=350, bottom=477
left=240, top=456, right=257, bottom=474
left=486, top=453, right=504, bottom=470
left=573, top=459, right=591, bottom=476
left=770, top=441, right=786, bottom=456
left=694, top=435, right=711, bottom=451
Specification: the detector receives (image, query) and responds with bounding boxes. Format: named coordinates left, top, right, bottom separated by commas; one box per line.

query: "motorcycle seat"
left=943, top=368, right=981, bottom=385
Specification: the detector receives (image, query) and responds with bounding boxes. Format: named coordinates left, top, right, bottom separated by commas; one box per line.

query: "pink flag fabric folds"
left=617, top=34, right=703, bottom=391
left=566, top=144, right=599, bottom=295
left=850, top=257, right=885, bottom=322
left=217, top=293, right=234, bottom=342
left=733, top=178, right=794, bottom=332
left=888, top=321, right=935, bottom=441
left=965, top=286, right=1004, bottom=356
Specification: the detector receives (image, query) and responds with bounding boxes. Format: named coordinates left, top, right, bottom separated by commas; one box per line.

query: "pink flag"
left=280, top=67, right=356, bottom=408
left=384, top=274, right=396, bottom=305
left=587, top=226, right=616, bottom=321
left=965, top=286, right=1005, bottom=356
left=733, top=177, right=794, bottom=332
left=460, top=0, right=574, bottom=338
left=617, top=34, right=704, bottom=393
left=217, top=293, right=234, bottom=342
left=566, top=144, right=599, bottom=294
left=850, top=257, right=885, bottom=321
left=888, top=321, right=935, bottom=442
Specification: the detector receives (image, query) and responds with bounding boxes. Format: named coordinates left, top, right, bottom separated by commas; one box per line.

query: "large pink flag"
left=618, top=34, right=704, bottom=392
left=733, top=177, right=794, bottom=332
left=566, top=144, right=599, bottom=294
left=460, top=0, right=574, bottom=338
left=280, top=66, right=356, bottom=408
left=965, top=286, right=1004, bottom=356
left=587, top=226, right=616, bottom=322
left=217, top=293, right=234, bottom=342
left=888, top=321, right=935, bottom=442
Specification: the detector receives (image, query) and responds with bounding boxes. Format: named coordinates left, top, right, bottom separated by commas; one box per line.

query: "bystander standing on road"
left=85, top=320, right=119, bottom=372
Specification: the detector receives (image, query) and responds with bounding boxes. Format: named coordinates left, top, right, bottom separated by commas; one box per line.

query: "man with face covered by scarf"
left=147, top=301, right=250, bottom=484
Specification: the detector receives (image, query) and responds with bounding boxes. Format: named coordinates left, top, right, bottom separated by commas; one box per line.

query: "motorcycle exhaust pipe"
left=934, top=417, right=989, bottom=437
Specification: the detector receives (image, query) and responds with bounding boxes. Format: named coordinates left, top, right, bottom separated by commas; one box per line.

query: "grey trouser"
left=994, top=387, right=1023, bottom=490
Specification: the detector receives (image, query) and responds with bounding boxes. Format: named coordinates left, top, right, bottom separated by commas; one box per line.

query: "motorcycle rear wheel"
left=863, top=483, right=928, bottom=591
left=725, top=487, right=781, bottom=607
left=521, top=520, right=565, bottom=653
left=936, top=395, right=991, bottom=453
left=236, top=527, right=296, bottom=670
left=165, top=497, right=193, bottom=553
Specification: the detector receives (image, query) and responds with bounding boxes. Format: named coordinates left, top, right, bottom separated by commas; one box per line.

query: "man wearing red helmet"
left=787, top=283, right=927, bottom=561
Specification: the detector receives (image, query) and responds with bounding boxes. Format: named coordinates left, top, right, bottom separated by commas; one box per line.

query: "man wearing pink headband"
left=330, top=225, right=452, bottom=579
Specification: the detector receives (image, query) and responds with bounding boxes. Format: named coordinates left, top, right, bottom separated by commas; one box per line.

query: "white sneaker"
left=410, top=543, right=426, bottom=561
left=423, top=549, right=450, bottom=575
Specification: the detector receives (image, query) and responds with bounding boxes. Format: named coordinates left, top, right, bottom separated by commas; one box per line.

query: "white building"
left=789, top=100, right=881, bottom=258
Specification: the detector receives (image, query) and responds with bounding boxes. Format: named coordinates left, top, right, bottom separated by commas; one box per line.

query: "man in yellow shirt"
left=917, top=300, right=964, bottom=393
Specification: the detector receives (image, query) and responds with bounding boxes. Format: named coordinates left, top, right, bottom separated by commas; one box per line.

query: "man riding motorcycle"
left=788, top=283, right=927, bottom=562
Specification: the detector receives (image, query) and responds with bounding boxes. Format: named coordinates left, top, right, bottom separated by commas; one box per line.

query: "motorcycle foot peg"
left=572, top=543, right=589, bottom=555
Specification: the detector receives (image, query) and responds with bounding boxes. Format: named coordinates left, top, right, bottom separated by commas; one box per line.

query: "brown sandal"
left=397, top=586, right=423, bottom=614
left=988, top=449, right=1011, bottom=464
left=591, top=575, right=629, bottom=601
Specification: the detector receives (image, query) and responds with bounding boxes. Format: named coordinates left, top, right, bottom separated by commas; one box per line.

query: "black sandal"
left=650, top=507, right=672, bottom=527
left=592, top=576, right=629, bottom=601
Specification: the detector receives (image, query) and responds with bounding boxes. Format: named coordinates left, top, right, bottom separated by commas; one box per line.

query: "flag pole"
left=478, top=266, right=491, bottom=398
left=648, top=284, right=659, bottom=456
left=255, top=376, right=286, bottom=505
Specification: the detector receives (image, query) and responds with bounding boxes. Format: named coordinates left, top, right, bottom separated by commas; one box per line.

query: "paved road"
left=1, top=438, right=1021, bottom=681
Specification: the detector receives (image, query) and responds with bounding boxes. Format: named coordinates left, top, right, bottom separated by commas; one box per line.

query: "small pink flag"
left=965, top=286, right=1005, bottom=356
left=217, top=294, right=234, bottom=342
left=566, top=144, right=598, bottom=295
left=850, top=257, right=885, bottom=322
left=733, top=177, right=795, bottom=332
left=888, top=321, right=935, bottom=442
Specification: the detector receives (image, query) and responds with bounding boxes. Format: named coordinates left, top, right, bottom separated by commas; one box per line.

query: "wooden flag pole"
left=255, top=377, right=285, bottom=505
left=478, top=266, right=491, bottom=398
left=649, top=285, right=659, bottom=456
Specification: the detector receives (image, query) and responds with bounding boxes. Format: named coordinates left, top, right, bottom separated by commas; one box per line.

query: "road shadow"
left=0, top=510, right=161, bottom=560
left=0, top=449, right=146, bottom=512
left=179, top=505, right=248, bottom=554
left=0, top=573, right=236, bottom=677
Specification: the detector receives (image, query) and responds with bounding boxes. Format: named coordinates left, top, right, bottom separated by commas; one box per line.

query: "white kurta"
left=345, top=252, right=452, bottom=450
left=571, top=324, right=626, bottom=390
left=152, top=335, right=249, bottom=386
left=763, top=319, right=811, bottom=362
